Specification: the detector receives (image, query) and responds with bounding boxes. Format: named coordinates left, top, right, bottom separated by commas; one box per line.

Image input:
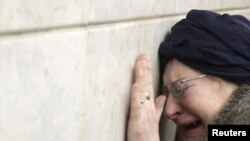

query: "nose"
left=164, top=94, right=182, bottom=119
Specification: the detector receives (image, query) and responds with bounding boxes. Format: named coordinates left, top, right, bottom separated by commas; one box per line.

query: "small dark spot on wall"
left=44, top=69, right=48, bottom=76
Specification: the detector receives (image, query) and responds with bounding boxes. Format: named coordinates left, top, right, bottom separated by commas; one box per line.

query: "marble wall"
left=0, top=1, right=250, bottom=141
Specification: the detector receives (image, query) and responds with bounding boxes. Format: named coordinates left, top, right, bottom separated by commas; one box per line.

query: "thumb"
left=155, top=95, right=166, bottom=121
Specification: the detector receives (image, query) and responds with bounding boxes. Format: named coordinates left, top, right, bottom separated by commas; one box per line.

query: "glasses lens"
left=170, top=81, right=183, bottom=97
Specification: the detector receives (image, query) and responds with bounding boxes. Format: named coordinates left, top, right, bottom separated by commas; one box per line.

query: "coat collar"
left=213, top=85, right=250, bottom=124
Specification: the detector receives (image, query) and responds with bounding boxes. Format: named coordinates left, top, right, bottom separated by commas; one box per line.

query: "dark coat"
left=213, top=85, right=250, bottom=124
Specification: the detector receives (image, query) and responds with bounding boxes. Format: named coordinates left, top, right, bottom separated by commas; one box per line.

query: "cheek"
left=183, top=91, right=217, bottom=124
left=185, top=89, right=226, bottom=123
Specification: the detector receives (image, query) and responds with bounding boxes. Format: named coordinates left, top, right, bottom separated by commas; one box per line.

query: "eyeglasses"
left=162, top=74, right=206, bottom=98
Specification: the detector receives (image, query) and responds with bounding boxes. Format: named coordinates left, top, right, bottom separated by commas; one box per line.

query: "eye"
left=170, top=81, right=184, bottom=97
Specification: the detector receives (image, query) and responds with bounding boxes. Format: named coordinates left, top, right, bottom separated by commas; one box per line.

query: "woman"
left=127, top=10, right=250, bottom=141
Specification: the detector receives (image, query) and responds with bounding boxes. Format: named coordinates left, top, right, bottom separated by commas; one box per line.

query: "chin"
left=176, top=122, right=207, bottom=141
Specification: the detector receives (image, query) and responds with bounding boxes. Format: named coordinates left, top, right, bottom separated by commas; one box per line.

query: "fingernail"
left=141, top=54, right=146, bottom=59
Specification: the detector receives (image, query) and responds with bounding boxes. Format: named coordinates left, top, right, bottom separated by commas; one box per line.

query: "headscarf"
left=159, top=9, right=250, bottom=85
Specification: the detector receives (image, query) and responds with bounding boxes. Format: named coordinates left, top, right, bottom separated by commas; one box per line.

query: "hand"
left=127, top=54, right=166, bottom=141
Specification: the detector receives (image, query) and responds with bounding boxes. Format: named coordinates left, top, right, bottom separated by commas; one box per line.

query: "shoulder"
left=213, top=85, right=250, bottom=124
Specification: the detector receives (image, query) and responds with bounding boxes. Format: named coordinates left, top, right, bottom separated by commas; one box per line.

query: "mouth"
left=188, top=120, right=202, bottom=129
left=179, top=120, right=204, bottom=137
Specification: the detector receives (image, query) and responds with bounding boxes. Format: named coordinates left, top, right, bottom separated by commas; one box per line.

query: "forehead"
left=163, top=59, right=200, bottom=85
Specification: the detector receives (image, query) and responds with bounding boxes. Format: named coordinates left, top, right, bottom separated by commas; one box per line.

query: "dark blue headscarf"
left=159, top=10, right=250, bottom=85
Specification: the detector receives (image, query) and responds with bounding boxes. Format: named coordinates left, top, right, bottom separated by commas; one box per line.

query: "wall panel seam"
left=1, top=7, right=250, bottom=37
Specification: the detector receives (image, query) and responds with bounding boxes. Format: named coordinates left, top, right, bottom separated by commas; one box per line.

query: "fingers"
left=130, top=83, right=144, bottom=110
left=134, top=54, right=154, bottom=99
left=135, top=54, right=153, bottom=85
left=155, top=95, right=166, bottom=121
left=130, top=54, right=154, bottom=109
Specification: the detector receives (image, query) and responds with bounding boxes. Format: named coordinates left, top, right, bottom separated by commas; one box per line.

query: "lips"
left=177, top=120, right=204, bottom=137
left=188, top=120, right=202, bottom=129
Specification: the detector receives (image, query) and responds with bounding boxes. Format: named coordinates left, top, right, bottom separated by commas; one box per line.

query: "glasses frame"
left=163, top=74, right=207, bottom=98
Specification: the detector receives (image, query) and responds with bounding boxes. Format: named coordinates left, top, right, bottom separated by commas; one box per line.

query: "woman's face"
left=163, top=59, right=236, bottom=141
